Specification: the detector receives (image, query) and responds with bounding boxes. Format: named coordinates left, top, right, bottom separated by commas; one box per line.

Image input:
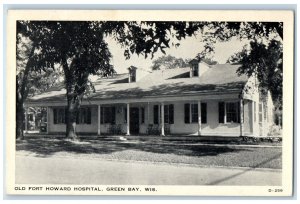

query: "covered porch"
left=25, top=93, right=258, bottom=137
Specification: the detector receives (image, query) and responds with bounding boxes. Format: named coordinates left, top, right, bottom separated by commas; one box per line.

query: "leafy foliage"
left=228, top=40, right=283, bottom=106
left=151, top=55, right=218, bottom=70
left=151, top=55, right=190, bottom=70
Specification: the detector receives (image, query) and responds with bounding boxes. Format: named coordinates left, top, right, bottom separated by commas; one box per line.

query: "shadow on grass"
left=16, top=138, right=248, bottom=158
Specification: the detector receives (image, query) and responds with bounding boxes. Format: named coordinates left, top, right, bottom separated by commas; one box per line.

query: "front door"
left=130, top=107, right=140, bottom=134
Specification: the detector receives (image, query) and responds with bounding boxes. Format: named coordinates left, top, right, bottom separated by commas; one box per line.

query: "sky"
left=105, top=34, right=248, bottom=74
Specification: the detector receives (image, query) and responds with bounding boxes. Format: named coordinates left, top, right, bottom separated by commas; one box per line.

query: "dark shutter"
left=201, top=103, right=207, bottom=124
left=219, top=102, right=225, bottom=123
left=153, top=105, right=159, bottom=124
left=53, top=109, right=57, bottom=124
left=64, top=108, right=67, bottom=124
left=124, top=107, right=127, bottom=123
left=141, top=107, right=145, bottom=124
left=87, top=107, right=91, bottom=124
left=184, top=103, right=190, bottom=123
left=111, top=107, right=116, bottom=124
left=237, top=102, right=241, bottom=123
left=76, top=109, right=80, bottom=124
left=100, top=107, right=104, bottom=124
left=169, top=104, right=174, bottom=124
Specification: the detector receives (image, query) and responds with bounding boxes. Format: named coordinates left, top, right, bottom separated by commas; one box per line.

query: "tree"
left=17, top=21, right=207, bottom=140
left=151, top=55, right=218, bottom=70
left=227, top=39, right=283, bottom=106
left=196, top=22, right=283, bottom=104
left=151, top=55, right=189, bottom=70
left=19, top=21, right=114, bottom=140
left=18, top=21, right=283, bottom=140
left=16, top=22, right=63, bottom=140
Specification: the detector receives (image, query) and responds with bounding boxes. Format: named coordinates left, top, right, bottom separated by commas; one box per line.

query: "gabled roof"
left=27, top=64, right=248, bottom=103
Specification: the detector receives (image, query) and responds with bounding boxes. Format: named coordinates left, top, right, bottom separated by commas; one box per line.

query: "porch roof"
left=26, top=64, right=248, bottom=104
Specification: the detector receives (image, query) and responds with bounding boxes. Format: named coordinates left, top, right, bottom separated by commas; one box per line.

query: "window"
left=53, top=107, right=66, bottom=124
left=101, top=106, right=116, bottom=124
left=226, top=103, right=239, bottom=123
left=219, top=102, right=241, bottom=123
left=164, top=104, right=174, bottom=124
left=54, top=107, right=92, bottom=125
left=141, top=107, right=145, bottom=124
left=184, top=103, right=206, bottom=124
left=191, top=104, right=198, bottom=123
left=192, top=64, right=199, bottom=77
left=76, top=107, right=91, bottom=124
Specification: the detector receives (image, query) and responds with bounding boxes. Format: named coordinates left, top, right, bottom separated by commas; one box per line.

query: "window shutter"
left=169, top=104, right=174, bottom=124
left=237, top=102, right=241, bottom=123
left=64, top=108, right=67, bottom=124
left=184, top=103, right=190, bottom=123
left=201, top=103, right=207, bottom=124
left=100, top=107, right=104, bottom=124
left=87, top=107, right=91, bottom=124
left=124, top=107, right=127, bottom=123
left=219, top=102, right=225, bottom=123
left=53, top=109, right=57, bottom=124
left=141, top=107, right=145, bottom=124
left=111, top=107, right=116, bottom=124
left=76, top=109, right=80, bottom=124
left=153, top=105, right=159, bottom=124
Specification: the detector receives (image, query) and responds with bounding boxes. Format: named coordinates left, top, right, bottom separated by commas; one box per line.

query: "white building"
left=25, top=60, right=274, bottom=138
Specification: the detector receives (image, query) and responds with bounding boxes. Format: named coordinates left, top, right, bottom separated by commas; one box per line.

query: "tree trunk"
left=62, top=56, right=89, bottom=140
left=65, top=95, right=80, bottom=140
left=16, top=100, right=25, bottom=140
left=16, top=44, right=35, bottom=140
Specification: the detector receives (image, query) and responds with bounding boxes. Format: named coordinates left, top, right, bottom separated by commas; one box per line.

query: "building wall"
left=48, top=106, right=98, bottom=133
left=48, top=99, right=253, bottom=137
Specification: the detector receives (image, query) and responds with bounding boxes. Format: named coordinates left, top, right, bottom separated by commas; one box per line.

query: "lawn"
left=16, top=137, right=282, bottom=169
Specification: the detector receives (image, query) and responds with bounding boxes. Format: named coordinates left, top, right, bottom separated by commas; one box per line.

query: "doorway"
left=130, top=107, right=140, bottom=134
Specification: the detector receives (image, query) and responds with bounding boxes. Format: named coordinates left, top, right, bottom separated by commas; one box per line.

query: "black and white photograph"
left=6, top=10, right=294, bottom=196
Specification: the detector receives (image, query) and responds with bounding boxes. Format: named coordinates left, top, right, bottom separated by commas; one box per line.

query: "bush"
left=268, top=125, right=282, bottom=137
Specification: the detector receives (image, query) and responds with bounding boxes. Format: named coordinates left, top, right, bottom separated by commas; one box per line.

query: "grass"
left=16, top=137, right=282, bottom=169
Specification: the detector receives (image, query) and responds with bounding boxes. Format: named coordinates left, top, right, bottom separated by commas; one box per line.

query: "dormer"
left=189, top=59, right=199, bottom=77
left=127, top=66, right=151, bottom=83
left=189, top=59, right=210, bottom=78
left=128, top=66, right=137, bottom=83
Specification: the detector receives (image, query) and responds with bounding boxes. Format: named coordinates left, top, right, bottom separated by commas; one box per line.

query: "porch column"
left=46, top=107, right=49, bottom=134
left=240, top=99, right=244, bottom=136
left=25, top=108, right=28, bottom=133
left=147, top=102, right=150, bottom=124
left=126, top=103, right=130, bottom=135
left=161, top=102, right=165, bottom=136
left=261, top=102, right=265, bottom=137
left=198, top=100, right=202, bottom=136
left=97, top=104, right=101, bottom=136
left=251, top=101, right=255, bottom=136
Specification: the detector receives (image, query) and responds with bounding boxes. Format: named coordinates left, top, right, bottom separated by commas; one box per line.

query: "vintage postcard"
left=6, top=10, right=294, bottom=196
